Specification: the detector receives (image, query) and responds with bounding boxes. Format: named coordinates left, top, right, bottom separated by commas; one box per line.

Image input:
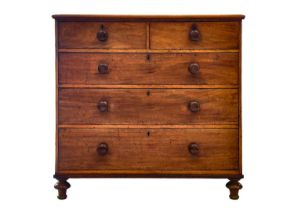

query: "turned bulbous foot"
left=226, top=179, right=242, bottom=200
left=54, top=178, right=70, bottom=200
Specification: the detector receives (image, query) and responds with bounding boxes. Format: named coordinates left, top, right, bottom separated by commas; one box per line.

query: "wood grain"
left=58, top=89, right=238, bottom=125
left=55, top=20, right=59, bottom=172
left=53, top=15, right=244, bottom=198
left=58, top=49, right=239, bottom=53
left=58, top=128, right=239, bottom=171
left=59, top=84, right=238, bottom=89
left=52, top=14, right=245, bottom=22
left=150, top=22, right=240, bottom=50
left=58, top=124, right=238, bottom=129
left=55, top=170, right=242, bottom=178
left=238, top=21, right=243, bottom=173
left=58, top=22, right=147, bottom=49
left=59, top=52, right=239, bottom=85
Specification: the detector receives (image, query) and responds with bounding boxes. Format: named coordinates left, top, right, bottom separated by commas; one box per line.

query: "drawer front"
left=59, top=53, right=239, bottom=85
left=150, top=22, right=240, bottom=49
left=58, top=128, right=239, bottom=171
left=58, top=22, right=147, bottom=49
left=59, top=89, right=238, bottom=125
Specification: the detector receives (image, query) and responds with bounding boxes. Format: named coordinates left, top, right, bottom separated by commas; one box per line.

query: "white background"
left=0, top=0, right=294, bottom=209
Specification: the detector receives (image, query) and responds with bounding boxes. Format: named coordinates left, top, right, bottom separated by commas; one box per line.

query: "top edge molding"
left=52, top=14, right=245, bottom=22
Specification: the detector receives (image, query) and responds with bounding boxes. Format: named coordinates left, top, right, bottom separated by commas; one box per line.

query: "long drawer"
left=59, top=53, right=239, bottom=85
left=59, top=89, right=238, bottom=125
left=58, top=128, right=239, bottom=171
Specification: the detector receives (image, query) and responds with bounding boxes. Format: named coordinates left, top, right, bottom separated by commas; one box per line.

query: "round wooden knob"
left=98, top=64, right=109, bottom=74
left=188, top=101, right=200, bottom=112
left=188, top=63, right=200, bottom=74
left=98, top=100, right=108, bottom=112
left=188, top=143, right=199, bottom=155
left=189, top=24, right=200, bottom=41
left=97, top=24, right=108, bottom=42
left=97, top=143, right=108, bottom=156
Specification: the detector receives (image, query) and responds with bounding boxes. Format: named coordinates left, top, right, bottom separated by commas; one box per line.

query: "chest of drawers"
left=53, top=14, right=245, bottom=200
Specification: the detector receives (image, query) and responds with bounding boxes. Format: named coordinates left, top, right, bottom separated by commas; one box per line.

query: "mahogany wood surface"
left=58, top=22, right=147, bottom=49
left=53, top=14, right=245, bottom=22
left=59, top=52, right=239, bottom=85
left=60, top=84, right=238, bottom=89
left=58, top=128, right=239, bottom=171
left=53, top=14, right=244, bottom=199
left=58, top=49, right=239, bottom=53
left=58, top=89, right=238, bottom=125
left=58, top=124, right=238, bottom=129
left=150, top=22, right=240, bottom=50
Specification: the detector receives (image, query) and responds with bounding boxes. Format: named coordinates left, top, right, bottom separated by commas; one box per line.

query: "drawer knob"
left=188, top=101, right=200, bottom=112
left=97, top=143, right=108, bottom=156
left=188, top=63, right=200, bottom=74
left=97, top=24, right=108, bottom=42
left=98, top=100, right=108, bottom=112
left=188, top=143, right=199, bottom=155
left=98, top=64, right=109, bottom=74
left=189, top=24, right=200, bottom=41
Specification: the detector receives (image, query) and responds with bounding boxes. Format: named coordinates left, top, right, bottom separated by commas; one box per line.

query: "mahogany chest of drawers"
left=53, top=14, right=245, bottom=200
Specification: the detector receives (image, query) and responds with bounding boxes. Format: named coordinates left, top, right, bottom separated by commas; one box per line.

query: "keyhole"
left=146, top=54, right=150, bottom=61
left=147, top=90, right=151, bottom=96
left=147, top=131, right=150, bottom=137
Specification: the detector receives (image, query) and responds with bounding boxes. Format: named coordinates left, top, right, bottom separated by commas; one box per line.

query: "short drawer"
left=59, top=89, right=238, bottom=125
left=150, top=22, right=240, bottom=50
left=58, top=128, right=239, bottom=171
left=58, top=22, right=147, bottom=49
left=59, top=53, right=239, bottom=85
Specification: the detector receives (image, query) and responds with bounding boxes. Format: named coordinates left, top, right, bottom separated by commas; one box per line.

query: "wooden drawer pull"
left=98, top=100, right=108, bottom=112
left=188, top=143, right=199, bottom=155
left=189, top=24, right=200, bottom=41
left=98, top=64, right=109, bottom=74
left=97, top=24, right=108, bottom=42
left=188, top=101, right=200, bottom=112
left=97, top=143, right=108, bottom=156
left=188, top=63, right=200, bottom=75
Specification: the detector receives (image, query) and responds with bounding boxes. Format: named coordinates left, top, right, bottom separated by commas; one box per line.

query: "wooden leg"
left=226, top=179, right=242, bottom=200
left=54, top=178, right=70, bottom=200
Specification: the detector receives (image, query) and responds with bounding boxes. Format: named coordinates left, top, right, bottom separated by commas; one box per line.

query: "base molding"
left=54, top=172, right=243, bottom=179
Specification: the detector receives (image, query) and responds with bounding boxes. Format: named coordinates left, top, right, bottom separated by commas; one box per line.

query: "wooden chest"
left=53, top=14, right=245, bottom=200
